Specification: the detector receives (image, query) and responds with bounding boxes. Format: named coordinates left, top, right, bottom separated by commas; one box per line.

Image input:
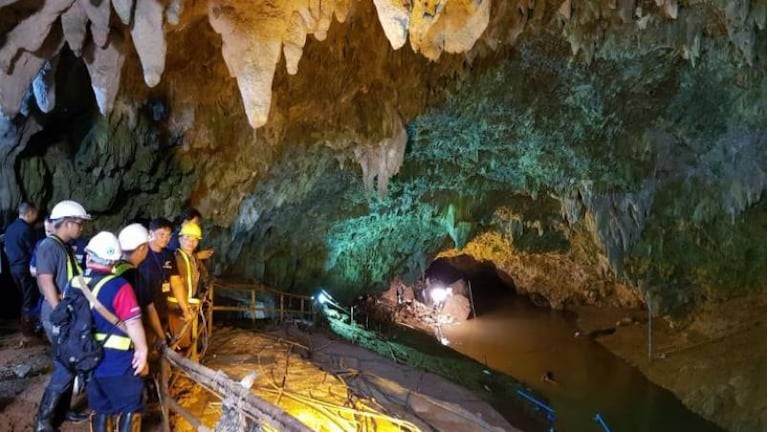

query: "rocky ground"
left=0, top=320, right=516, bottom=432
left=2, top=291, right=765, bottom=432
left=575, top=292, right=767, bottom=432
left=0, top=322, right=88, bottom=432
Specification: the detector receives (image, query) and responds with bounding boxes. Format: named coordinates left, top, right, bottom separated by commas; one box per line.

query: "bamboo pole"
left=166, top=395, right=213, bottom=432
left=163, top=348, right=312, bottom=432
left=207, top=284, right=213, bottom=335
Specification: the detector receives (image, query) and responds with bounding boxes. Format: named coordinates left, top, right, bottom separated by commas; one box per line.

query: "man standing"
left=168, top=208, right=214, bottom=260
left=3, top=202, right=39, bottom=341
left=116, top=223, right=166, bottom=345
left=139, top=218, right=193, bottom=334
left=35, top=200, right=91, bottom=431
left=77, top=231, right=148, bottom=432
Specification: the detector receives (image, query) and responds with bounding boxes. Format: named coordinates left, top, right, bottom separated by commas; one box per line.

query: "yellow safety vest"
left=168, top=249, right=200, bottom=305
left=112, top=261, right=133, bottom=276
left=49, top=235, right=82, bottom=283
left=71, top=274, right=133, bottom=351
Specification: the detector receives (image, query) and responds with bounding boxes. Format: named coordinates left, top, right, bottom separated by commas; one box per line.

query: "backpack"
left=49, top=274, right=116, bottom=374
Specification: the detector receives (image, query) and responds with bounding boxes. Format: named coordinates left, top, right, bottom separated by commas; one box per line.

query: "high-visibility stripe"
left=177, top=249, right=196, bottom=300
left=94, top=333, right=132, bottom=350
left=71, top=274, right=116, bottom=298
left=50, top=235, right=82, bottom=282
left=73, top=274, right=132, bottom=350
left=167, top=296, right=200, bottom=304
left=113, top=262, right=133, bottom=276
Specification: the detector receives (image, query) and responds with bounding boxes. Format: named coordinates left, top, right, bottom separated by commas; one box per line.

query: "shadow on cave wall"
left=426, top=255, right=519, bottom=314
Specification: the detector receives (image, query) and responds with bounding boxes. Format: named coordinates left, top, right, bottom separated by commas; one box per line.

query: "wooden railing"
left=158, top=348, right=312, bottom=432
left=155, top=279, right=317, bottom=431
left=208, top=280, right=316, bottom=326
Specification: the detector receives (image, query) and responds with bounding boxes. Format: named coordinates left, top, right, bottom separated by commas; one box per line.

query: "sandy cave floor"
left=0, top=322, right=516, bottom=432
left=3, top=294, right=764, bottom=432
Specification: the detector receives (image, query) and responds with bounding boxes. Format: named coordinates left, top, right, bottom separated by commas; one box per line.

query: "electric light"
left=429, top=286, right=452, bottom=304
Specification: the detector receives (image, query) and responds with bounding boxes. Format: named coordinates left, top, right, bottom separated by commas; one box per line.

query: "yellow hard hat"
left=179, top=222, right=202, bottom=239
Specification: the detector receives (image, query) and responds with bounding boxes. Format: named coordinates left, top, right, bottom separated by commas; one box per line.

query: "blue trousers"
left=87, top=375, right=144, bottom=414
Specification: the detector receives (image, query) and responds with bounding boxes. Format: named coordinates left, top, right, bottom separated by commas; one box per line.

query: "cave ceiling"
left=2, top=0, right=767, bottom=318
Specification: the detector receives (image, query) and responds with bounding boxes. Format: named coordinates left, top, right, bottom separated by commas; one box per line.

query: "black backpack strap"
left=74, top=274, right=127, bottom=333
left=73, top=274, right=129, bottom=350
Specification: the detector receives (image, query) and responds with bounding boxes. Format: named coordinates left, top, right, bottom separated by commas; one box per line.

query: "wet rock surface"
left=2, top=1, right=767, bottom=430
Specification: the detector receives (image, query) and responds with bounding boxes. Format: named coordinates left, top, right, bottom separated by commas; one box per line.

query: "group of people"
left=2, top=200, right=212, bottom=432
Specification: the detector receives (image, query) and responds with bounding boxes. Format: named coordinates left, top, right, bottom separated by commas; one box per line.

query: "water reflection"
left=440, top=296, right=722, bottom=432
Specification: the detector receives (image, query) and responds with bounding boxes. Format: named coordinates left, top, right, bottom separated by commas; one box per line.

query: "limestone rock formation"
left=373, top=0, right=410, bottom=49
left=32, top=58, right=58, bottom=113
left=408, top=0, right=491, bottom=60
left=0, top=28, right=64, bottom=117
left=80, top=0, right=111, bottom=48
left=1, top=3, right=767, bottom=429
left=84, top=34, right=127, bottom=116
left=61, top=1, right=88, bottom=56
left=207, top=0, right=357, bottom=128
left=112, top=0, right=134, bottom=25
left=0, top=0, right=72, bottom=73
left=2, top=0, right=761, bottom=132
left=353, top=114, right=407, bottom=196
left=130, top=0, right=166, bottom=87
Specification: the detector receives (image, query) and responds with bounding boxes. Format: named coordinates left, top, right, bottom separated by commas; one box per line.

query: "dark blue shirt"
left=115, top=262, right=152, bottom=309
left=168, top=230, right=180, bottom=252
left=138, top=248, right=178, bottom=318
left=69, top=237, right=89, bottom=269
left=3, top=218, right=37, bottom=269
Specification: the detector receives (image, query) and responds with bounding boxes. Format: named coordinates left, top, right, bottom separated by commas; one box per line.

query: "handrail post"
left=251, top=288, right=256, bottom=327
left=207, top=283, right=214, bottom=336
left=647, top=292, right=652, bottom=362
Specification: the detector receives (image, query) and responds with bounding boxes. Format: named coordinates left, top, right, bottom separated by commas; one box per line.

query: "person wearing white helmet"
left=115, top=223, right=166, bottom=347
left=34, top=200, right=91, bottom=431
left=77, top=231, right=148, bottom=432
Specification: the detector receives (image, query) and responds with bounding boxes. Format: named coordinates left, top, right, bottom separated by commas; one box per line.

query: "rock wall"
left=1, top=0, right=765, bottom=310
left=2, top=2, right=767, bottom=429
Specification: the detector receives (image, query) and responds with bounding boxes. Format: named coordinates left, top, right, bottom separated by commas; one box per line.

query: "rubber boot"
left=90, top=413, right=112, bottom=432
left=34, top=387, right=60, bottom=432
left=116, top=412, right=141, bottom=432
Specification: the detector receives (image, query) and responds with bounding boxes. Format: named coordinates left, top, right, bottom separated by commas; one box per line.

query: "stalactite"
left=130, top=0, right=166, bottom=87
left=112, top=0, right=134, bottom=25
left=32, top=57, right=58, bottom=113
left=61, top=1, right=88, bottom=56
left=84, top=33, right=126, bottom=116
left=79, top=0, right=111, bottom=47
left=0, top=0, right=73, bottom=73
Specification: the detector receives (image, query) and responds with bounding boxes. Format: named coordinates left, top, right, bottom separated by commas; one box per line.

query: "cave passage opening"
left=425, top=255, right=518, bottom=317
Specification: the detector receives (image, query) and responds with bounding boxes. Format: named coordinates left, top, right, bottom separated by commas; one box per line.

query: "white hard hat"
left=50, top=200, right=91, bottom=220
left=118, top=223, right=150, bottom=252
left=86, top=231, right=122, bottom=262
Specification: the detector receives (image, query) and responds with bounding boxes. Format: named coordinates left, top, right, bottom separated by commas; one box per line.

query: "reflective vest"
left=49, top=235, right=82, bottom=285
left=169, top=249, right=200, bottom=305
left=71, top=274, right=133, bottom=351
left=113, top=261, right=133, bottom=276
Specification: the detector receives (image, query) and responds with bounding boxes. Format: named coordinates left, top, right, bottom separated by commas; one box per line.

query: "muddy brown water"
left=439, top=296, right=723, bottom=432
